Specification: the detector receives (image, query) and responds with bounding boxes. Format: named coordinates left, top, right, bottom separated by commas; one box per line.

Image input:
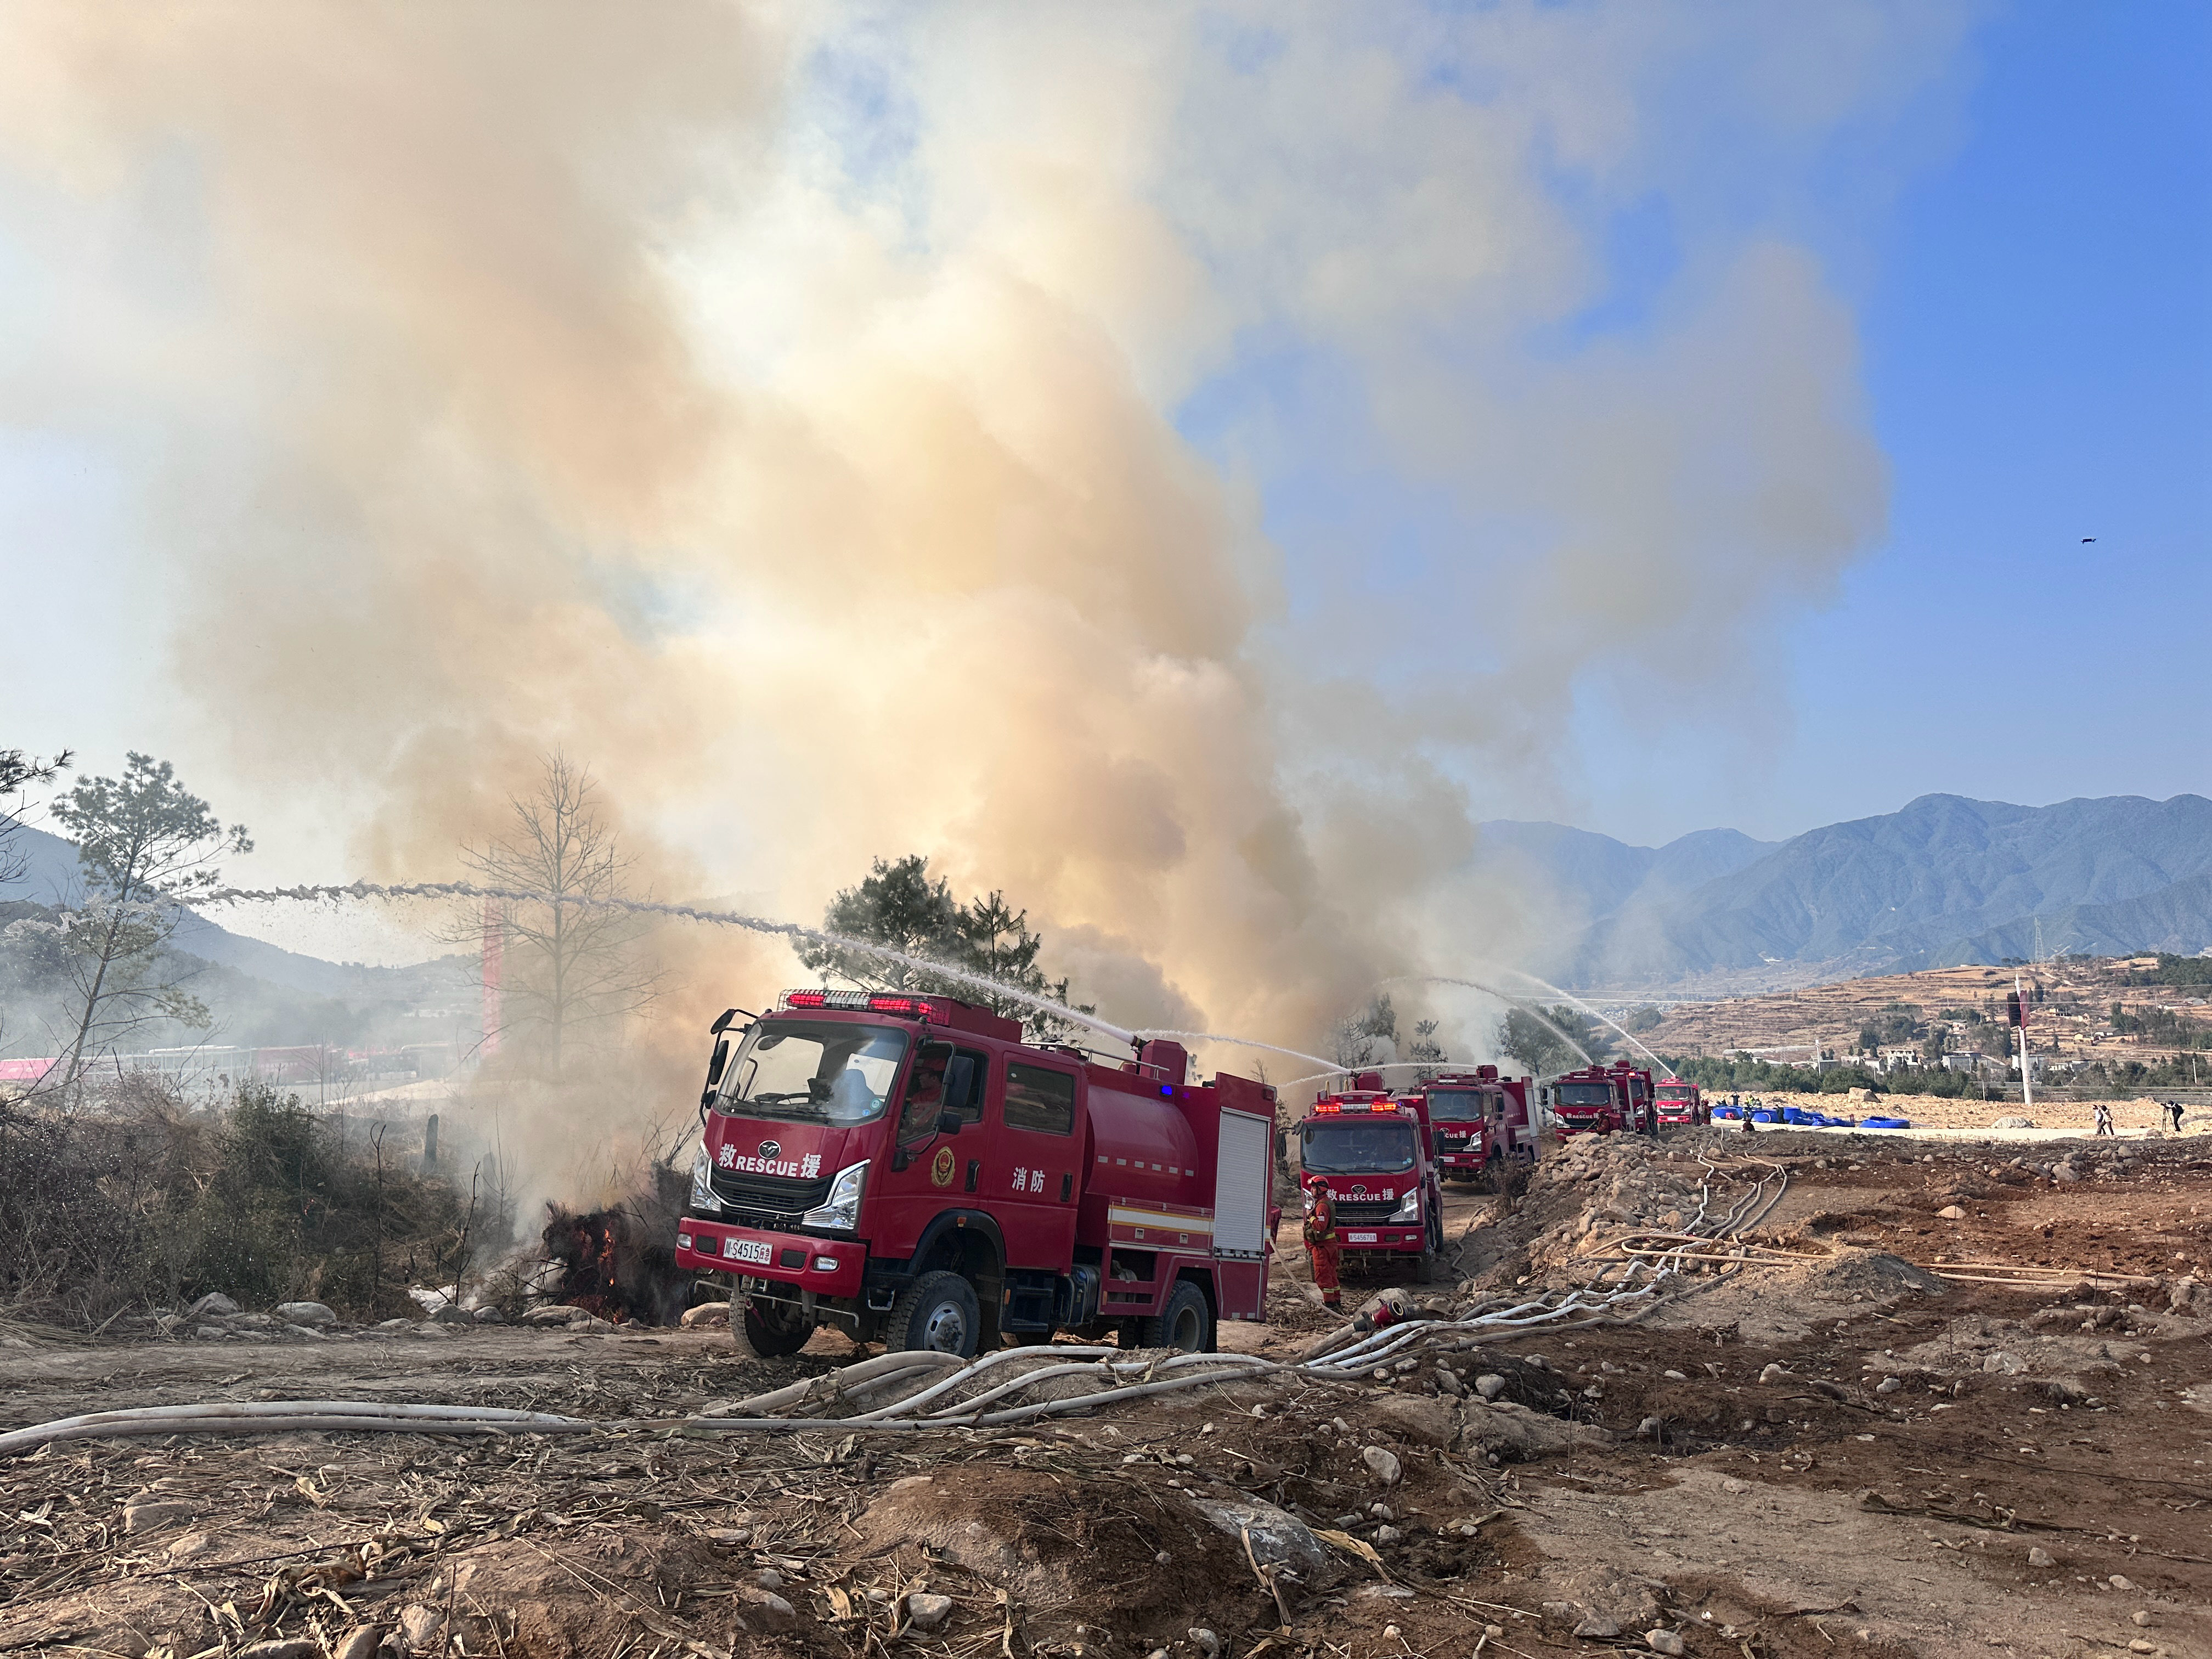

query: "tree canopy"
left=797, top=855, right=1092, bottom=1043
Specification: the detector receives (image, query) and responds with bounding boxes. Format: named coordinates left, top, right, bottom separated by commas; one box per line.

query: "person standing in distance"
left=1302, top=1173, right=1343, bottom=1312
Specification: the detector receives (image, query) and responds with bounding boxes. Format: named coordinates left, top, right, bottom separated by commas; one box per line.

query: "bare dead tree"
left=457, top=755, right=663, bottom=1073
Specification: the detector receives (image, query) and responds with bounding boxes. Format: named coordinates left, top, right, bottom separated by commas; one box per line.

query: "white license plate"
left=723, top=1237, right=772, bottom=1265
left=1347, top=1231, right=1378, bottom=1243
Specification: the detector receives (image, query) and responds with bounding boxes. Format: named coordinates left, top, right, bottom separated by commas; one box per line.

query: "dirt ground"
left=5, top=1127, right=2211, bottom=1659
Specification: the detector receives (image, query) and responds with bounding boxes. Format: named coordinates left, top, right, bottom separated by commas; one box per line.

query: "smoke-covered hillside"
left=1, top=823, right=472, bottom=1060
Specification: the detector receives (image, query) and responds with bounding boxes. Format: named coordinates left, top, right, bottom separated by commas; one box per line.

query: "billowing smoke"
left=0, top=3, right=1971, bottom=1074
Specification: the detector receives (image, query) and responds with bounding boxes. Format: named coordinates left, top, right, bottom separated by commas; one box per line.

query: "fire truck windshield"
left=715, top=1020, right=910, bottom=1125
left=1657, top=1086, right=1693, bottom=1102
left=1425, top=1088, right=1489, bottom=1121
left=1555, top=1083, right=1616, bottom=1108
left=1300, top=1119, right=1415, bottom=1173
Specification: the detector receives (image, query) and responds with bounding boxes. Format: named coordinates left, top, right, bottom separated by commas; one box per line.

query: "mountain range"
left=3, top=822, right=416, bottom=997
left=9, top=791, right=2211, bottom=1022
left=1481, top=793, right=2212, bottom=990
left=0, top=823, right=469, bottom=1057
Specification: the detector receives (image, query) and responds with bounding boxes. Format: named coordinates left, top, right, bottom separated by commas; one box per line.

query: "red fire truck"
left=1654, top=1075, right=1705, bottom=1126
left=1291, top=1074, right=1447, bottom=1282
left=1397, top=1066, right=1537, bottom=1184
left=673, top=990, right=1278, bottom=1359
left=1549, top=1060, right=1657, bottom=1138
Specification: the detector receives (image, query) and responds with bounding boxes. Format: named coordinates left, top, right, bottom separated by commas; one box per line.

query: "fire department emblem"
left=757, top=1140, right=781, bottom=1161
left=929, top=1145, right=957, bottom=1188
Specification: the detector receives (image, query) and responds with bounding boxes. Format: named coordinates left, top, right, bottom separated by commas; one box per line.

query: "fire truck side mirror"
left=710, top=1007, right=740, bottom=1036
left=704, top=1037, right=730, bottom=1089
left=938, top=1110, right=964, bottom=1137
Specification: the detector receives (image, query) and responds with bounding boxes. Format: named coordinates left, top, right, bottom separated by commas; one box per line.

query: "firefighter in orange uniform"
left=1302, top=1173, right=1342, bottom=1311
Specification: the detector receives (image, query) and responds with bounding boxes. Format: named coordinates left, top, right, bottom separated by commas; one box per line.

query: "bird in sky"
left=2081, top=537, right=2096, bottom=543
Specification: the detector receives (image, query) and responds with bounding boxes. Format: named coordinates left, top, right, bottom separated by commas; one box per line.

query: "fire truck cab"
left=674, top=990, right=1277, bottom=1361
left=1549, top=1060, right=1657, bottom=1138
left=1291, top=1074, right=1447, bottom=1283
left=1397, top=1066, right=1537, bottom=1184
left=1654, top=1075, right=1705, bottom=1126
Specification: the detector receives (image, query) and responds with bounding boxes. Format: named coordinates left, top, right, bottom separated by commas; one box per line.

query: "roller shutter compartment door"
left=1211, top=1109, right=1271, bottom=1256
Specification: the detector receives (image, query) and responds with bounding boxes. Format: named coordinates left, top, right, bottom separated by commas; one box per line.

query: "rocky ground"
left=4, top=1127, right=2210, bottom=1659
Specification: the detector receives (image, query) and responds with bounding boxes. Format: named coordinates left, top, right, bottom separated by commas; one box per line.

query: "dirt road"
left=4, top=1128, right=2209, bottom=1659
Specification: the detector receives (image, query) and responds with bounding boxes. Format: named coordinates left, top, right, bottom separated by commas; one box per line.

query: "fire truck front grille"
left=1331, top=1199, right=1400, bottom=1226
left=708, top=1168, right=833, bottom=1226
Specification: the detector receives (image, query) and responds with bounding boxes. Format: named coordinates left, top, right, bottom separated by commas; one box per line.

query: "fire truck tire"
left=733, top=1299, right=811, bottom=1359
left=1413, top=1214, right=1442, bottom=1284
left=1137, top=1282, right=1215, bottom=1353
left=885, top=1270, right=983, bottom=1358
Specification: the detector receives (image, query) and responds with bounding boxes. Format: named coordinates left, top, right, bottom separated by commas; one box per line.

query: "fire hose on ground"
left=43, top=1154, right=2081, bottom=1458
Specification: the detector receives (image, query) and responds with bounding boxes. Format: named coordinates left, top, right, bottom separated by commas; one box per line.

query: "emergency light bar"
left=1311, top=1099, right=1375, bottom=1114
left=780, top=989, right=938, bottom=1020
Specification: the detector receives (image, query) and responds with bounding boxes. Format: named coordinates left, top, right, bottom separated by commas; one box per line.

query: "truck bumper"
left=1437, top=1151, right=1487, bottom=1171
left=675, top=1217, right=866, bottom=1298
left=1337, top=1228, right=1428, bottom=1252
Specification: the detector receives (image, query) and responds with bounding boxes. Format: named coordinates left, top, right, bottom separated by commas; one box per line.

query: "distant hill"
left=1477, top=821, right=1779, bottom=918
left=2, top=821, right=425, bottom=998
left=0, top=820, right=468, bottom=1054
left=1480, top=793, right=2212, bottom=990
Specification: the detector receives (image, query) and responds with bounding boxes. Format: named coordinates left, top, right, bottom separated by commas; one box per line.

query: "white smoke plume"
left=0, top=3, right=1973, bottom=1069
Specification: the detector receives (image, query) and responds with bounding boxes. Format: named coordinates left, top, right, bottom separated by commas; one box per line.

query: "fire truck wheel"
left=1413, top=1219, right=1441, bottom=1284
left=733, top=1299, right=811, bottom=1359
left=1137, top=1281, right=1215, bottom=1353
left=887, top=1269, right=982, bottom=1358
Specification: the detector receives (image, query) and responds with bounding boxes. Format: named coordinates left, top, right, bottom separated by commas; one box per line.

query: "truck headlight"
left=690, top=1144, right=722, bottom=1213
left=1390, top=1189, right=1420, bottom=1223
left=802, top=1159, right=868, bottom=1233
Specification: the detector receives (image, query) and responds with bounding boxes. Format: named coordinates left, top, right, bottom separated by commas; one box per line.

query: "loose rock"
left=184, top=1291, right=239, bottom=1319
left=122, top=1500, right=194, bottom=1535
left=398, top=1604, right=445, bottom=1652
left=1646, top=1632, right=1686, bottom=1657
left=906, top=1593, right=953, bottom=1631
left=1573, top=1615, right=1623, bottom=1638
left=2027, top=1547, right=2056, bottom=1568
left=1474, top=1374, right=1507, bottom=1400
left=1369, top=1394, right=1456, bottom=1447
left=1361, top=1446, right=1402, bottom=1485
left=273, top=1300, right=337, bottom=1327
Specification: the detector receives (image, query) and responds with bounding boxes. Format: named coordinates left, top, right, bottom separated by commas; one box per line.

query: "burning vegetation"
left=538, top=1189, right=689, bottom=1328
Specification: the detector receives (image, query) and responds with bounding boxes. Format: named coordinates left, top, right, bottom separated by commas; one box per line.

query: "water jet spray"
left=1380, top=975, right=1598, bottom=1068
left=188, top=882, right=1333, bottom=1075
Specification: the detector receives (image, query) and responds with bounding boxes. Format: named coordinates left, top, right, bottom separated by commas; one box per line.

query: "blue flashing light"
left=1160, top=1085, right=1173, bottom=1097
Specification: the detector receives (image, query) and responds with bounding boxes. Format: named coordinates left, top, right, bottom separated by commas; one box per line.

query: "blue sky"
left=1566, top=1, right=2211, bottom=843
left=2, top=0, right=2205, bottom=900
